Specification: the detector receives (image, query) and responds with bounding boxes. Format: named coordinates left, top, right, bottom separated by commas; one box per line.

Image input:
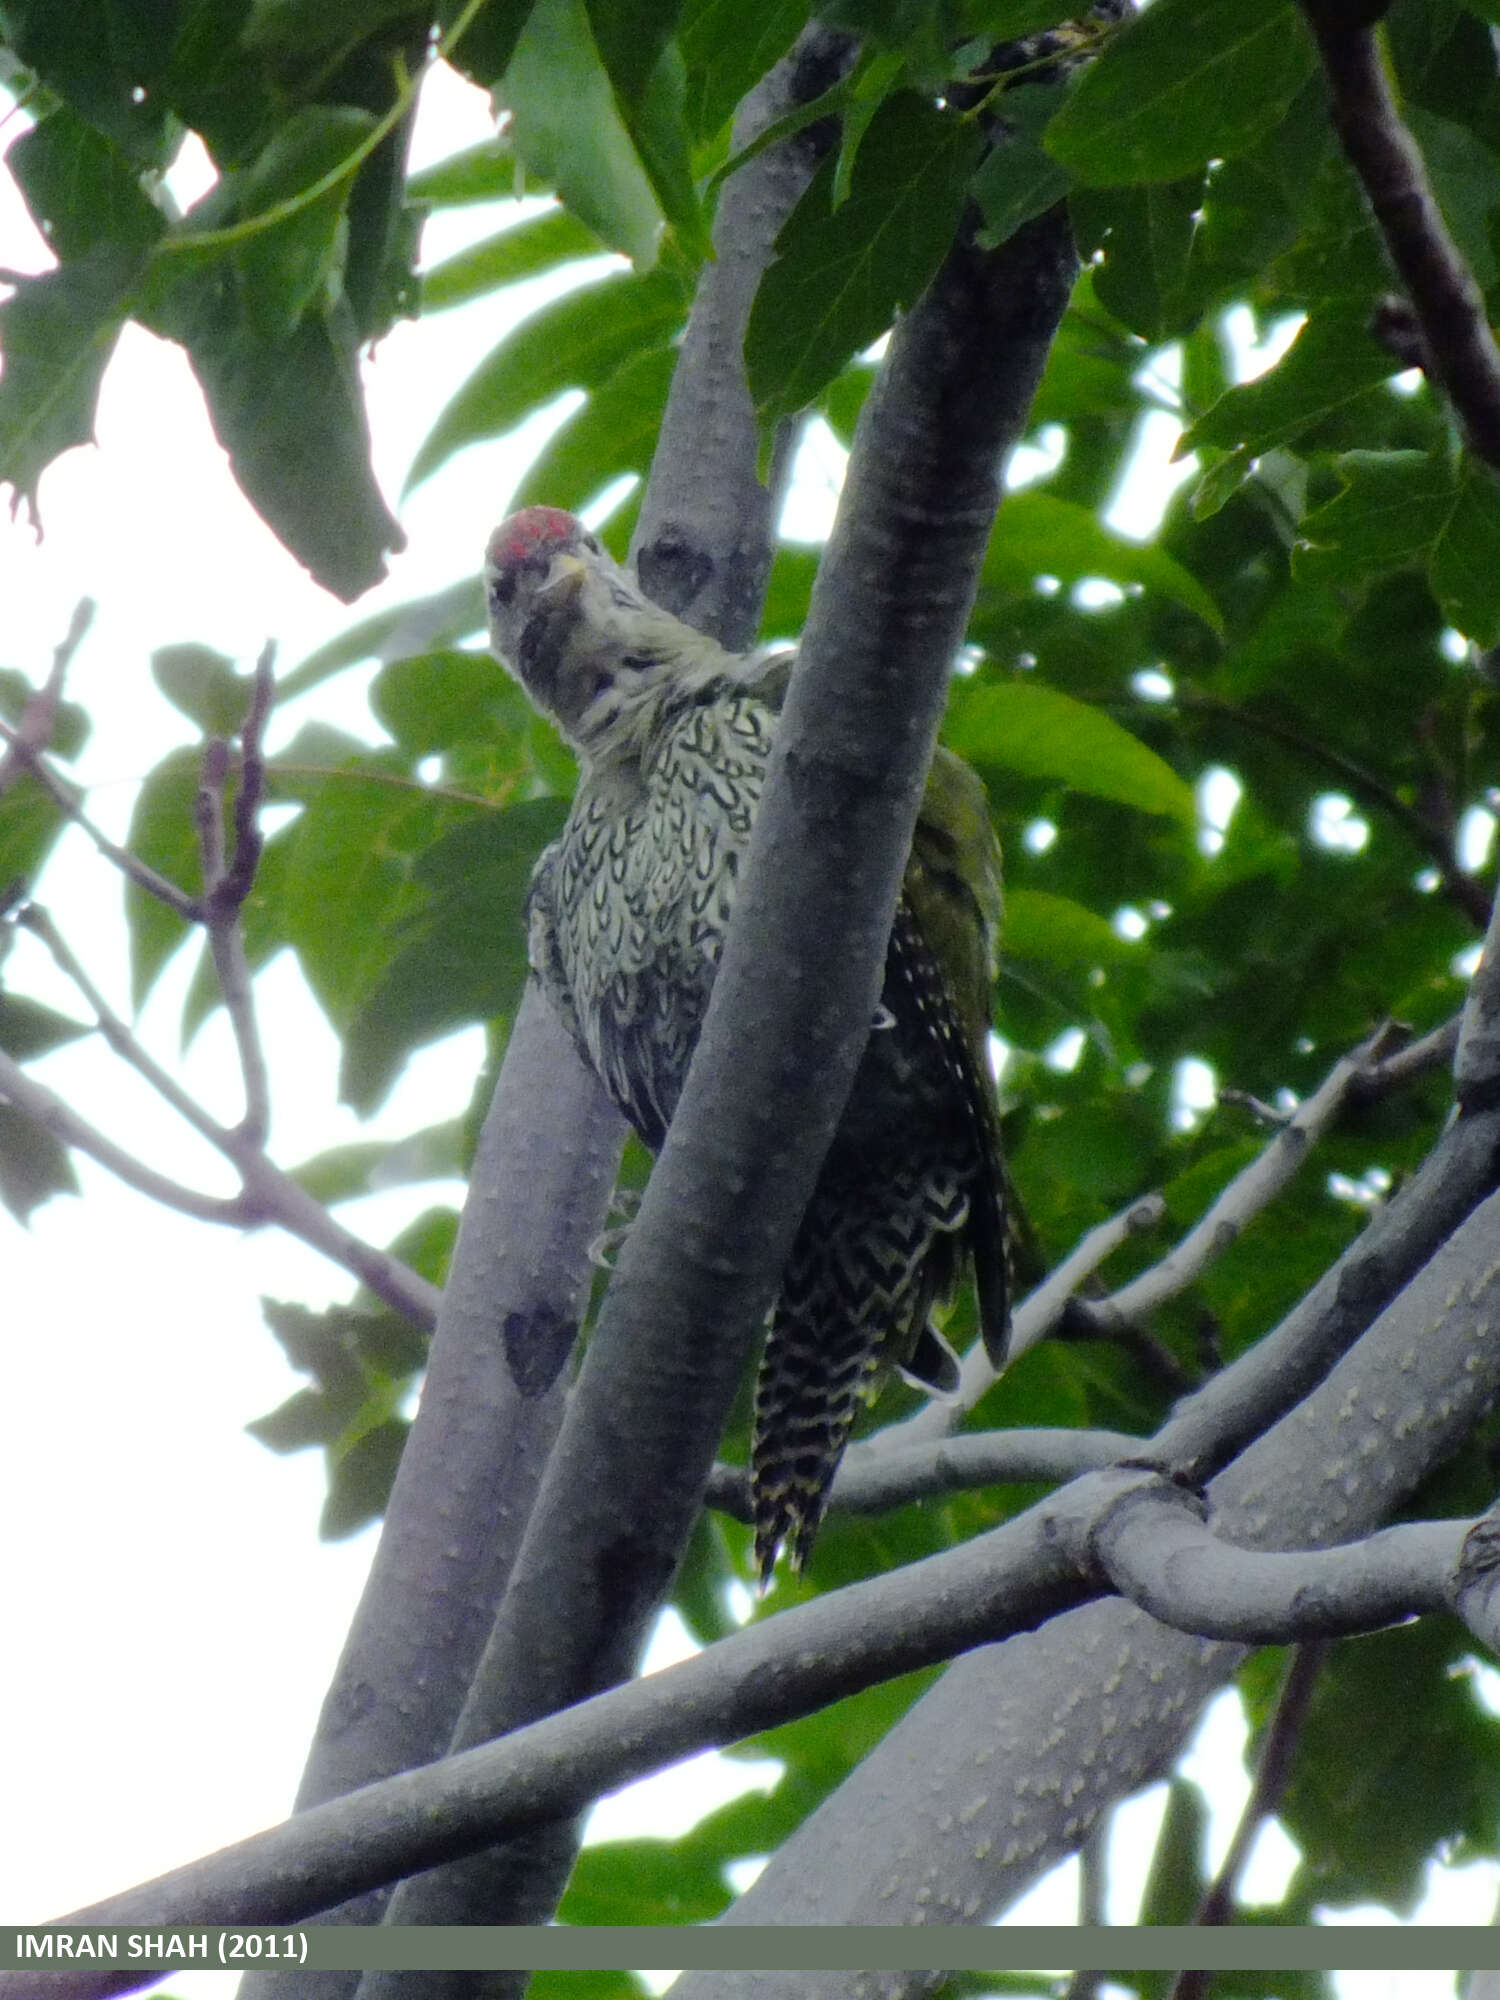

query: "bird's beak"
left=539, top=552, right=588, bottom=602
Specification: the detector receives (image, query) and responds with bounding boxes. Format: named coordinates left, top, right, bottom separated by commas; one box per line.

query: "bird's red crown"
left=486, top=506, right=581, bottom=573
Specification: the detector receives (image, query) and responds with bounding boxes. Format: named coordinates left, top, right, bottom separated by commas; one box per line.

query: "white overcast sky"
left=0, top=52, right=1491, bottom=1997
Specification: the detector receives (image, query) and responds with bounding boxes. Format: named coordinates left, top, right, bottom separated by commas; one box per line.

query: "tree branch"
left=1160, top=891, right=1500, bottom=1480
left=1349, top=1010, right=1459, bottom=1099
left=1300, top=5, right=1500, bottom=468
left=0, top=719, right=199, bottom=919
left=689, top=1157, right=1500, bottom=1967
left=892, top=1011, right=1428, bottom=1450
left=1088, top=1476, right=1457, bottom=1642
left=24, top=1457, right=1500, bottom=1992
left=705, top=1423, right=1147, bottom=1523
left=253, top=988, right=621, bottom=1959
left=630, top=24, right=857, bottom=645
left=1455, top=860, right=1500, bottom=1112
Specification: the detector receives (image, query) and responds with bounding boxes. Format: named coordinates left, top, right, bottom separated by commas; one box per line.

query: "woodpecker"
left=485, top=506, right=1007, bottom=1581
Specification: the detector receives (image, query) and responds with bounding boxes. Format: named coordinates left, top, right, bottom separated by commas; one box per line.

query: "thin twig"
left=886, top=1193, right=1169, bottom=1443
left=1456, top=870, right=1500, bottom=1111
left=16, top=905, right=233, bottom=1152
left=704, top=1423, right=1146, bottom=1522
left=885, top=1012, right=1440, bottom=1459
left=0, top=716, right=199, bottom=919
left=0, top=599, right=92, bottom=800
left=1350, top=1011, right=1459, bottom=1100
left=219, top=641, right=274, bottom=917
left=1171, top=1639, right=1326, bottom=1975
left=1302, top=7, right=1500, bottom=468
left=200, top=643, right=275, bottom=1144
left=1070, top=1022, right=1405, bottom=1342
left=1180, top=692, right=1490, bottom=929
left=236, top=1152, right=441, bottom=1327
left=0, top=1049, right=246, bottom=1225
left=4, top=914, right=439, bottom=1329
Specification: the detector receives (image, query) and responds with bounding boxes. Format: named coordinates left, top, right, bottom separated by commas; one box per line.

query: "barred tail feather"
left=750, top=1167, right=973, bottom=1584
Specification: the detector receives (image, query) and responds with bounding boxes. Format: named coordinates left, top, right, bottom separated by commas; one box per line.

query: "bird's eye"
left=619, top=655, right=653, bottom=675
left=487, top=569, right=516, bottom=610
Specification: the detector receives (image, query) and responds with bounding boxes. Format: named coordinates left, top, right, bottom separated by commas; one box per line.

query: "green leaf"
left=240, top=0, right=422, bottom=56
left=498, top=0, right=665, bottom=267
left=0, top=1100, right=78, bottom=1222
left=677, top=0, right=807, bottom=140
left=124, top=749, right=203, bottom=1007
left=405, top=268, right=684, bottom=493
left=971, top=82, right=1073, bottom=249
left=511, top=345, right=675, bottom=513
left=960, top=0, right=1086, bottom=35
left=747, top=92, right=983, bottom=423
left=1183, top=304, right=1397, bottom=456
left=0, top=994, right=89, bottom=1060
left=1190, top=445, right=1256, bottom=520
left=0, top=669, right=90, bottom=762
left=985, top=489, right=1224, bottom=633
left=1073, top=173, right=1205, bottom=341
left=437, top=0, right=537, bottom=90
left=1406, top=106, right=1500, bottom=294
left=1430, top=458, right=1500, bottom=647
left=340, top=797, right=568, bottom=1112
left=370, top=649, right=530, bottom=760
left=1044, top=0, right=1318, bottom=187
left=560, top=1835, right=733, bottom=1924
left=621, top=40, right=712, bottom=258
left=1270, top=1621, right=1500, bottom=1912
left=273, top=750, right=445, bottom=1029
left=278, top=580, right=487, bottom=703
left=380, top=1205, right=460, bottom=1293
left=0, top=0, right=177, bottom=165
left=146, top=303, right=404, bottom=602
left=249, top=1295, right=428, bottom=1535
left=406, top=137, right=528, bottom=206
left=7, top=104, right=166, bottom=263
left=1136, top=1776, right=1210, bottom=1928
left=151, top=644, right=254, bottom=737
left=227, top=106, right=377, bottom=341
left=819, top=0, right=950, bottom=74
left=1293, top=449, right=1456, bottom=587
left=0, top=249, right=138, bottom=523
left=1268, top=147, right=1387, bottom=300
left=288, top=1121, right=467, bottom=1205
left=1002, top=888, right=1135, bottom=967
left=946, top=681, right=1197, bottom=825
left=1291, top=449, right=1500, bottom=645
left=420, top=207, right=603, bottom=312
left=527, top=1975, right=642, bottom=2000
left=585, top=0, right=685, bottom=107
left=321, top=1418, right=410, bottom=1538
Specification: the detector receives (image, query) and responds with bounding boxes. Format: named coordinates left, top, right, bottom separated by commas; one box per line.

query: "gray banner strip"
left=3, top=1928, right=1500, bottom=1975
